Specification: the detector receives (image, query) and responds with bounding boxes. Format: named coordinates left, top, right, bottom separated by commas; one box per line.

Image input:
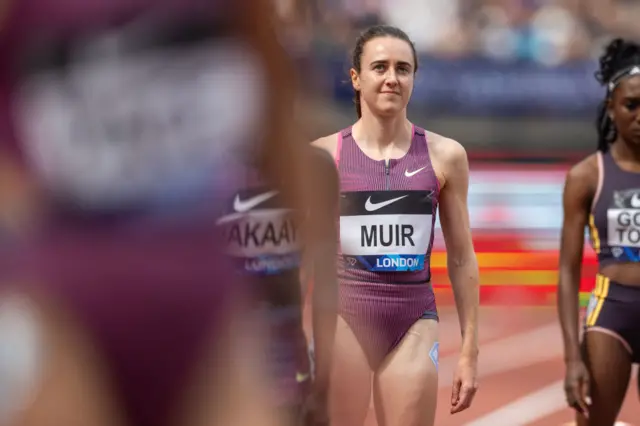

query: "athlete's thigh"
left=372, top=319, right=438, bottom=426
left=577, top=330, right=632, bottom=426
left=329, top=315, right=371, bottom=426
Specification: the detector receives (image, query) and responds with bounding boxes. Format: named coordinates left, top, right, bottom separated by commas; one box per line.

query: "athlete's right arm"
left=310, top=134, right=339, bottom=160
left=557, top=156, right=597, bottom=363
left=307, top=136, right=339, bottom=408
left=234, top=0, right=308, bottom=222
left=305, top=146, right=338, bottom=422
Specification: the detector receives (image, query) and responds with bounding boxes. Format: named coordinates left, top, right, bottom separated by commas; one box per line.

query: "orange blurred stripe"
left=431, top=251, right=597, bottom=269
left=431, top=269, right=557, bottom=286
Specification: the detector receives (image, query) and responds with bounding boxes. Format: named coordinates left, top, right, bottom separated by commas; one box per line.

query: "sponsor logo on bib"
left=339, top=190, right=434, bottom=272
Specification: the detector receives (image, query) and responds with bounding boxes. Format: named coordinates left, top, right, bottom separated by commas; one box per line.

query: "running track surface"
left=305, top=306, right=639, bottom=426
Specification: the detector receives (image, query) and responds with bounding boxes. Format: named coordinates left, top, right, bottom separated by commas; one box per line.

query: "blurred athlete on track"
left=558, top=38, right=640, bottom=426
left=0, top=0, right=320, bottom=425
left=217, top=145, right=339, bottom=426
left=313, top=25, right=480, bottom=426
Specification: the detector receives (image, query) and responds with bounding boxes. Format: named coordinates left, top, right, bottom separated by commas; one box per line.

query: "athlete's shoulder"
left=563, top=153, right=599, bottom=204
left=424, top=129, right=467, bottom=166
left=305, top=143, right=339, bottom=211
left=307, top=144, right=338, bottom=194
left=308, top=144, right=336, bottom=169
left=311, top=132, right=341, bottom=159
left=566, top=152, right=599, bottom=183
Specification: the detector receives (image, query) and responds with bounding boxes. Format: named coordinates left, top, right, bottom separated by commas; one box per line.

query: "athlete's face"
left=351, top=36, right=415, bottom=117
left=610, top=75, right=640, bottom=146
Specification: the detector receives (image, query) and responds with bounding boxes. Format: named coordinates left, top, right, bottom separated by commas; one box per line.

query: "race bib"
left=217, top=189, right=300, bottom=275
left=606, top=189, right=640, bottom=261
left=607, top=209, right=640, bottom=247
left=339, top=190, right=433, bottom=272
left=14, top=24, right=264, bottom=211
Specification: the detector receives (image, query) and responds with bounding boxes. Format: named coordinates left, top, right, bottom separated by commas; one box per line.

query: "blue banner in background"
left=329, top=56, right=604, bottom=117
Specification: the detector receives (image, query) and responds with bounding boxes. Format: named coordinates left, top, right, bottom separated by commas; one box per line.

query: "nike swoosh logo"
left=405, top=166, right=426, bottom=177
left=233, top=190, right=278, bottom=212
left=631, top=193, right=640, bottom=208
left=365, top=195, right=408, bottom=212
left=296, top=372, right=310, bottom=383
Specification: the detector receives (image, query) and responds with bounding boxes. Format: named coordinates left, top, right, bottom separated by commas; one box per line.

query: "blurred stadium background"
left=279, top=0, right=631, bottom=307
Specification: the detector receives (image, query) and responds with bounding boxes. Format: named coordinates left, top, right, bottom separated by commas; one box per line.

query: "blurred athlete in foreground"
left=558, top=38, right=640, bottom=425
left=217, top=145, right=338, bottom=425
left=313, top=25, right=480, bottom=426
left=0, top=0, right=318, bottom=425
left=216, top=2, right=339, bottom=422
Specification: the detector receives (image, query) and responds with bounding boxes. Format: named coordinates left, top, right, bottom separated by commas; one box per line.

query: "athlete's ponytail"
left=351, top=25, right=418, bottom=119
left=595, top=38, right=640, bottom=152
left=354, top=91, right=362, bottom=119
left=596, top=100, right=613, bottom=153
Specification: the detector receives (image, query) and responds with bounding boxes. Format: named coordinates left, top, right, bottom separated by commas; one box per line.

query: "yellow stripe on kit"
left=589, top=214, right=601, bottom=254
left=586, top=275, right=610, bottom=327
left=585, top=275, right=601, bottom=327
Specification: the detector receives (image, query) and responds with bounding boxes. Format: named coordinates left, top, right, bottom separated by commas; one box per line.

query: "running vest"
left=590, top=151, right=640, bottom=265
left=337, top=125, right=439, bottom=284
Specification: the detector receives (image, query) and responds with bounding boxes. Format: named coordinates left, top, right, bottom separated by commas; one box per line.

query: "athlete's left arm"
left=438, top=139, right=479, bottom=356
left=437, top=138, right=480, bottom=412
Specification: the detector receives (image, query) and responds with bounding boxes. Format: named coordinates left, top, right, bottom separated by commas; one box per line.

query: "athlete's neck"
left=353, top=113, right=411, bottom=159
left=612, top=138, right=640, bottom=167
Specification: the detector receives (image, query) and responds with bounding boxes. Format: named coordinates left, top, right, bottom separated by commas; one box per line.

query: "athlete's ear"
left=350, top=68, right=361, bottom=91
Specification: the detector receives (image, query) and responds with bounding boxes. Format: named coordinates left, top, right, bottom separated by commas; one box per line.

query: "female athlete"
left=312, top=25, right=480, bottom=426
left=558, top=38, right=640, bottom=425
left=0, top=0, right=318, bottom=425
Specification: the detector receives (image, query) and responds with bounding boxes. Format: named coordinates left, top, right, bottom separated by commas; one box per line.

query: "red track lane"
left=305, top=306, right=640, bottom=425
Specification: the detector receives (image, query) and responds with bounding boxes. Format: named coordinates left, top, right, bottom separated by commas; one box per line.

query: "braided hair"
left=351, top=25, right=418, bottom=118
left=595, top=38, right=640, bottom=152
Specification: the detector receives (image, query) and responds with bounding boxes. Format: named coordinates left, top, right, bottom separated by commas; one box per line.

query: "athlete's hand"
left=564, top=360, right=591, bottom=418
left=450, top=356, right=479, bottom=414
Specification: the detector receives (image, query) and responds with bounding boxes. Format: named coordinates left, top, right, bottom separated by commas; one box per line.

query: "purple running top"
left=336, top=124, right=439, bottom=284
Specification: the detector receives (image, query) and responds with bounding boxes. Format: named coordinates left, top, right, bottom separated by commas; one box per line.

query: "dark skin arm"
left=557, top=154, right=598, bottom=415
left=305, top=146, right=338, bottom=414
